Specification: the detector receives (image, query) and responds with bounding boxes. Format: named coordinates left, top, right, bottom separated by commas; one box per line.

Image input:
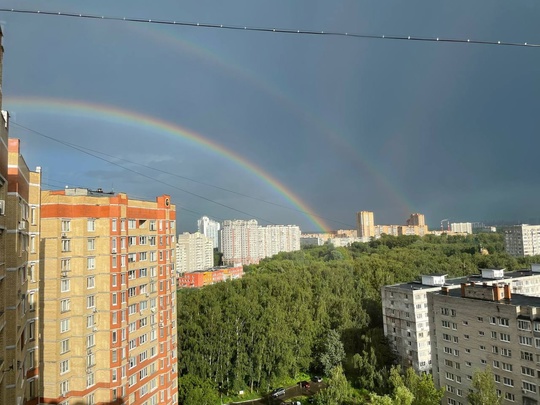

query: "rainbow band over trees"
left=5, top=96, right=331, bottom=233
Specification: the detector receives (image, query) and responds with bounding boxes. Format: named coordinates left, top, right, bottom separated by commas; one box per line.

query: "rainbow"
left=125, top=23, right=416, bottom=216
left=5, top=96, right=332, bottom=232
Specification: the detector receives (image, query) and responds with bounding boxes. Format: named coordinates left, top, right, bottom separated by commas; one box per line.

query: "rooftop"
left=387, top=268, right=539, bottom=291
left=440, top=285, right=540, bottom=307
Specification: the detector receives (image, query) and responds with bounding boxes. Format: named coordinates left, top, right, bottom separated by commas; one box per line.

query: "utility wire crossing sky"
left=1, top=8, right=539, bottom=48
left=1, top=1, right=539, bottom=233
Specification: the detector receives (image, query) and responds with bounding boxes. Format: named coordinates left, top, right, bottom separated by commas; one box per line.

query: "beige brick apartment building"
left=39, top=188, right=178, bottom=405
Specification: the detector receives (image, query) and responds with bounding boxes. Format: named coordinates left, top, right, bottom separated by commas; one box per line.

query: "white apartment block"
left=197, top=216, right=221, bottom=249
left=381, top=267, right=540, bottom=373
left=221, top=220, right=301, bottom=266
left=505, top=224, right=540, bottom=257
left=429, top=282, right=540, bottom=405
left=176, top=232, right=214, bottom=273
left=450, top=222, right=473, bottom=234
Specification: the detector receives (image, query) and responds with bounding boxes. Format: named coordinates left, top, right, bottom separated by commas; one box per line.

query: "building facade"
left=176, top=232, right=214, bottom=274
left=221, top=220, right=300, bottom=266
left=0, top=136, right=42, bottom=405
left=429, top=282, right=540, bottom=405
left=177, top=265, right=243, bottom=288
left=39, top=188, right=178, bottom=405
left=382, top=267, right=540, bottom=373
left=450, top=222, right=473, bottom=234
left=356, top=211, right=375, bottom=238
left=505, top=224, right=540, bottom=257
left=197, top=216, right=220, bottom=250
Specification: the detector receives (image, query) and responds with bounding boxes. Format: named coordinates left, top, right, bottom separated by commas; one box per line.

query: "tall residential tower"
left=40, top=189, right=178, bottom=405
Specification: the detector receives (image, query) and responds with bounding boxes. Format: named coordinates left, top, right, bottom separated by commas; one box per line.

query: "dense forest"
left=177, top=233, right=538, bottom=404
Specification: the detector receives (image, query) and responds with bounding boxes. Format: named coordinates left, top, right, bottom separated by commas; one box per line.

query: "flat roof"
left=438, top=287, right=540, bottom=307
left=386, top=268, right=536, bottom=291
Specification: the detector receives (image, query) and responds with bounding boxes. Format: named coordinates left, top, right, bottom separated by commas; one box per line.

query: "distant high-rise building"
left=406, top=213, right=425, bottom=227
left=357, top=211, right=375, bottom=238
left=40, top=188, right=178, bottom=405
left=221, top=220, right=301, bottom=266
left=450, top=222, right=473, bottom=234
left=197, top=216, right=221, bottom=249
left=176, top=231, right=214, bottom=273
left=505, top=224, right=540, bottom=257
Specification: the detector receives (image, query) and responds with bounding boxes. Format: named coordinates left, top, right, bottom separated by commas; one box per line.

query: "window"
left=504, top=392, right=515, bottom=401
left=112, top=218, right=117, bottom=231
left=442, top=320, right=451, bottom=328
left=139, top=235, right=147, bottom=245
left=87, top=257, right=96, bottom=270
left=489, top=316, right=496, bottom=324
left=28, top=321, right=35, bottom=340
left=518, top=320, right=531, bottom=330
left=491, top=331, right=497, bottom=339
left=139, top=351, right=148, bottom=362
left=523, top=381, right=537, bottom=393
left=502, top=363, right=512, bottom=372
left=61, top=220, right=71, bottom=232
left=503, top=377, right=513, bottom=387
left=87, top=276, right=95, bottom=289
left=499, top=318, right=509, bottom=327
left=521, top=351, right=534, bottom=361
left=492, top=360, right=499, bottom=368
left=87, top=295, right=95, bottom=308
left=501, top=348, right=512, bottom=357
left=492, top=346, right=499, bottom=354
left=519, top=335, right=533, bottom=346
left=28, top=292, right=36, bottom=311
left=60, top=339, right=69, bottom=354
left=60, top=359, right=69, bottom=374
left=478, top=331, right=485, bottom=336
left=500, top=333, right=510, bottom=342
left=87, top=372, right=95, bottom=388
left=140, top=252, right=147, bottom=261
left=522, top=366, right=535, bottom=377
left=87, top=219, right=96, bottom=231
left=60, top=299, right=70, bottom=312
left=140, top=268, right=147, bottom=277
left=129, top=357, right=137, bottom=369
left=112, top=293, right=118, bottom=305
left=60, top=380, right=69, bottom=395
left=60, top=319, right=70, bottom=333
left=87, top=334, right=95, bottom=348
left=87, top=238, right=95, bottom=250
left=61, top=239, right=71, bottom=252
left=128, top=219, right=136, bottom=229
left=87, top=314, right=95, bottom=328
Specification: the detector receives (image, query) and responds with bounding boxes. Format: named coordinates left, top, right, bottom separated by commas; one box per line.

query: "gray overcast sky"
left=1, top=1, right=539, bottom=232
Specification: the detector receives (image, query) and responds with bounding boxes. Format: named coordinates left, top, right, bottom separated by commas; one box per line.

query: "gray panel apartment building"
left=429, top=283, right=540, bottom=405
left=381, top=266, right=540, bottom=373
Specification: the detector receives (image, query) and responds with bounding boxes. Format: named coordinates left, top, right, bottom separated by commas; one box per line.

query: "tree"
left=403, top=367, right=444, bottom=405
left=178, top=375, right=219, bottom=405
left=318, top=329, right=346, bottom=376
left=468, top=367, right=501, bottom=405
left=314, top=366, right=353, bottom=405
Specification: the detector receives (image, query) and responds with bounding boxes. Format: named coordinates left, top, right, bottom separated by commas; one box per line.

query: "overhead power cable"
left=12, top=120, right=356, bottom=228
left=1, top=8, right=538, bottom=48
left=13, top=121, right=353, bottom=228
left=10, top=121, right=272, bottom=224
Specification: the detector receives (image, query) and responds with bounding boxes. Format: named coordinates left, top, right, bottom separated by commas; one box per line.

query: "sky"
left=0, top=1, right=539, bottom=233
